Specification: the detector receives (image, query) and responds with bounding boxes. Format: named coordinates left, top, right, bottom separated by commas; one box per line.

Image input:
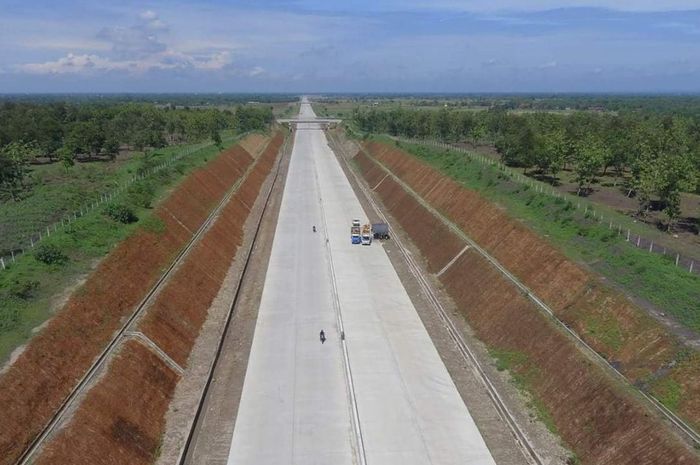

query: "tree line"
left=0, top=102, right=273, bottom=200
left=353, top=107, right=700, bottom=227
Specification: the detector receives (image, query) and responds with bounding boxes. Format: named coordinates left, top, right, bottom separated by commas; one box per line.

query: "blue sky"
left=1, top=0, right=700, bottom=93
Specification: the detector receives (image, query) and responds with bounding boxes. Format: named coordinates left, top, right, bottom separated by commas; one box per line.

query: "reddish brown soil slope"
left=0, top=137, right=263, bottom=465
left=35, top=340, right=179, bottom=465
left=30, top=132, right=284, bottom=465
left=362, top=142, right=694, bottom=406
left=140, top=132, right=284, bottom=366
left=355, top=145, right=698, bottom=464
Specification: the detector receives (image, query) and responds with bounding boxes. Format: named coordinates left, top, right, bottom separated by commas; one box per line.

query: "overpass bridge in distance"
left=277, top=117, right=342, bottom=129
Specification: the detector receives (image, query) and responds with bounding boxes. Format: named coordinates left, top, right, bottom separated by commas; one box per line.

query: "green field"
left=373, top=135, right=700, bottom=333
left=0, top=132, right=250, bottom=364
left=0, top=140, right=214, bottom=255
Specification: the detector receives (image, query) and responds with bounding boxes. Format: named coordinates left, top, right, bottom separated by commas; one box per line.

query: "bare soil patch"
left=239, top=133, right=270, bottom=158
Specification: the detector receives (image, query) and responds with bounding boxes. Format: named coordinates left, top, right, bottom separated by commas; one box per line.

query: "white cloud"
left=248, top=66, right=265, bottom=77
left=140, top=10, right=157, bottom=21
left=15, top=53, right=118, bottom=74
left=14, top=49, right=238, bottom=75
left=12, top=10, right=262, bottom=77
left=538, top=60, right=558, bottom=69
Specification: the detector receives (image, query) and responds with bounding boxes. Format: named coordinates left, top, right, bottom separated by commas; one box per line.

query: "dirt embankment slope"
left=355, top=142, right=699, bottom=465
left=0, top=134, right=271, bottom=465
left=33, top=132, right=285, bottom=465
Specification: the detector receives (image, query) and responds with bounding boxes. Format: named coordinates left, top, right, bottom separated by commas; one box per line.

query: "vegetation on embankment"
left=31, top=132, right=285, bottom=465
left=0, top=132, right=260, bottom=364
left=0, top=133, right=273, bottom=465
left=370, top=135, right=700, bottom=334
left=353, top=142, right=699, bottom=464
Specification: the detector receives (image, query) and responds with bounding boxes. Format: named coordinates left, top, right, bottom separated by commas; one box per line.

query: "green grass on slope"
left=0, top=132, right=250, bottom=364
left=375, top=136, right=700, bottom=333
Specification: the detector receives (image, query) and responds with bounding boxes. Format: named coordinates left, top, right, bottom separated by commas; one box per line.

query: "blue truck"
left=351, top=219, right=361, bottom=244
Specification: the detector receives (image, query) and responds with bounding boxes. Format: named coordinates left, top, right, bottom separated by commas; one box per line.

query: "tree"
left=535, top=128, right=569, bottom=181
left=656, top=151, right=696, bottom=228
left=103, top=135, right=120, bottom=160
left=648, top=119, right=696, bottom=227
left=211, top=129, right=223, bottom=149
left=495, top=116, right=536, bottom=172
left=0, top=142, right=31, bottom=200
left=433, top=108, right=451, bottom=140
left=56, top=145, right=75, bottom=169
left=574, top=135, right=607, bottom=196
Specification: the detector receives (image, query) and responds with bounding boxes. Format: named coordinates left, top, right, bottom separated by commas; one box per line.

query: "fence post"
left=626, top=229, right=630, bottom=241
left=1, top=257, right=5, bottom=270
left=676, top=254, right=680, bottom=266
left=11, top=250, right=15, bottom=262
left=30, top=237, right=34, bottom=248
left=649, top=241, right=654, bottom=253
left=46, top=226, right=50, bottom=237
left=636, top=236, right=641, bottom=247
left=691, top=261, right=695, bottom=273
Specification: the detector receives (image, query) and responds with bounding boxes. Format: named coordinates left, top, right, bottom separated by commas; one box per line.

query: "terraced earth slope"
left=354, top=141, right=699, bottom=465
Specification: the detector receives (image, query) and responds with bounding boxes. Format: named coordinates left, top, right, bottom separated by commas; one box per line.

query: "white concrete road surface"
left=226, top=100, right=496, bottom=465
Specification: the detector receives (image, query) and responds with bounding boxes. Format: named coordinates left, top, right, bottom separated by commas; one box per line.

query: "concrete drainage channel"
left=15, top=144, right=268, bottom=465
left=328, top=131, right=544, bottom=465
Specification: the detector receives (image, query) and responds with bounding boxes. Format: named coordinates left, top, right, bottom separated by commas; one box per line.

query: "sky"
left=1, top=0, right=700, bottom=93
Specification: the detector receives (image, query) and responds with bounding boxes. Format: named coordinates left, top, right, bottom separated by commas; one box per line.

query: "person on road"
left=313, top=225, right=316, bottom=233
left=319, top=329, right=326, bottom=344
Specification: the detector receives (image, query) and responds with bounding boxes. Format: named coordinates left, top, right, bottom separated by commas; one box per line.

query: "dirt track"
left=354, top=140, right=699, bottom=465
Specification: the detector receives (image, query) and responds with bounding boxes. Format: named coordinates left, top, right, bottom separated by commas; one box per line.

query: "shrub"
left=8, top=280, right=39, bottom=299
left=127, top=180, right=155, bottom=208
left=34, top=244, right=68, bottom=265
left=103, top=203, right=138, bottom=224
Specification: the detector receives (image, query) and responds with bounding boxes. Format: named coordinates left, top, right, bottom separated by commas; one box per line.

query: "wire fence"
left=0, top=139, right=218, bottom=272
left=392, top=136, right=699, bottom=276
